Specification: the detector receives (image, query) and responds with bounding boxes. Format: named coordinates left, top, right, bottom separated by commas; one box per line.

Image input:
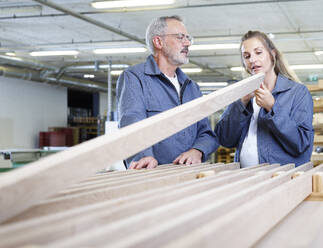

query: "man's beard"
left=164, top=47, right=189, bottom=65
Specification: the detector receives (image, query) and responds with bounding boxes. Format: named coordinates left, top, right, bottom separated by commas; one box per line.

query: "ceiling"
left=0, top=0, right=323, bottom=92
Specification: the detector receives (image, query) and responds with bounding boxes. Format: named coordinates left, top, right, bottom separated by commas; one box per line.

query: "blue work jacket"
left=117, top=55, right=218, bottom=168
left=215, top=74, right=314, bottom=167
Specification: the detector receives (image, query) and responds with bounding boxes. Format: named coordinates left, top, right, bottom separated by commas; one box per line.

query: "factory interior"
left=1, top=0, right=323, bottom=247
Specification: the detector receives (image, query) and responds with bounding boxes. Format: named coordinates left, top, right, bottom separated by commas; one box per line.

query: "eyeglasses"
left=160, top=33, right=194, bottom=44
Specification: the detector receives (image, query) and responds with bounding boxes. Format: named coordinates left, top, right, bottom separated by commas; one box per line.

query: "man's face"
left=161, top=19, right=191, bottom=66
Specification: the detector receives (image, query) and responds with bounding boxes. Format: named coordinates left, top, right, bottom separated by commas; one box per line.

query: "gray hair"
left=145, top=15, right=183, bottom=55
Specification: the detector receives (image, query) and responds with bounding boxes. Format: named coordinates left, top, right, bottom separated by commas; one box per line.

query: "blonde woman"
left=215, top=30, right=314, bottom=167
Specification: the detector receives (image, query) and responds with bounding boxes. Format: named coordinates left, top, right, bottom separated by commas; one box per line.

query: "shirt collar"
left=144, top=55, right=161, bottom=75
left=272, top=73, right=294, bottom=94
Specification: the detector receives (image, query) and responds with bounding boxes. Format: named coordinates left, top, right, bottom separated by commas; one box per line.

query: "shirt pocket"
left=146, top=102, right=175, bottom=118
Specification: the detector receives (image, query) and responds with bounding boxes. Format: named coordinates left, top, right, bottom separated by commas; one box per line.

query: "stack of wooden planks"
left=1, top=161, right=323, bottom=247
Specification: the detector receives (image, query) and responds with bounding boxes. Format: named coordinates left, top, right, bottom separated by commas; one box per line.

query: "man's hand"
left=255, top=83, right=275, bottom=112
left=129, top=156, right=158, bottom=169
left=173, top=148, right=203, bottom=165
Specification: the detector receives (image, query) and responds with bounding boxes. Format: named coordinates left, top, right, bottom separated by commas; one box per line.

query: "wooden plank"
left=306, top=81, right=323, bottom=92
left=4, top=163, right=239, bottom=223
left=307, top=85, right=323, bottom=92
left=5, top=163, right=275, bottom=226
left=0, top=164, right=265, bottom=241
left=313, top=172, right=323, bottom=192
left=82, top=162, right=212, bottom=183
left=255, top=201, right=323, bottom=247
left=153, top=162, right=211, bottom=170
left=0, top=73, right=264, bottom=223
left=67, top=163, right=218, bottom=189
left=1, top=163, right=292, bottom=228
left=314, top=135, right=323, bottom=144
left=0, top=163, right=294, bottom=247
left=196, top=163, right=273, bottom=178
left=311, top=153, right=323, bottom=161
left=305, top=192, right=323, bottom=201
left=33, top=164, right=301, bottom=247
left=160, top=163, right=321, bottom=248
left=313, top=123, right=323, bottom=132
left=305, top=171, right=323, bottom=201
left=0, top=163, right=312, bottom=248
left=239, top=163, right=270, bottom=171
left=53, top=162, right=238, bottom=198
left=207, top=163, right=270, bottom=178
left=54, top=163, right=224, bottom=197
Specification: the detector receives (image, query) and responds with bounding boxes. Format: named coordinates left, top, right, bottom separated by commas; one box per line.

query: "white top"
left=165, top=73, right=181, bottom=96
left=240, top=98, right=261, bottom=168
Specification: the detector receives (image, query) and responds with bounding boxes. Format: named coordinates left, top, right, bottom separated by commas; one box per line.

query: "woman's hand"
left=255, top=83, right=275, bottom=112
left=241, top=92, right=255, bottom=106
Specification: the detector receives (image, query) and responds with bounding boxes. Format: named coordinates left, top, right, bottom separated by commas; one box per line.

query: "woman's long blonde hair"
left=240, top=30, right=299, bottom=82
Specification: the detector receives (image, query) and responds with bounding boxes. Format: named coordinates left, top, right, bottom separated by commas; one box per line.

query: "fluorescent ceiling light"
left=290, top=64, right=323, bottom=70
left=93, top=47, right=147, bottom=54
left=112, top=68, right=202, bottom=75
left=111, top=70, right=124, bottom=76
left=68, top=64, right=129, bottom=70
left=230, top=64, right=323, bottom=71
left=0, top=55, right=23, bottom=62
left=5, top=52, right=16, bottom=56
left=182, top=68, right=203, bottom=73
left=268, top=33, right=275, bottom=39
left=84, top=74, right=95, bottom=78
left=92, top=0, right=175, bottom=9
left=315, top=51, right=323, bottom=56
left=230, top=67, right=244, bottom=71
left=100, top=64, right=129, bottom=69
left=30, top=50, right=79, bottom=56
left=190, top=43, right=239, bottom=51
left=198, top=82, right=228, bottom=87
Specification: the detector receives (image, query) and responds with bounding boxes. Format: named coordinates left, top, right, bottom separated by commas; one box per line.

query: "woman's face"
left=241, top=37, right=274, bottom=75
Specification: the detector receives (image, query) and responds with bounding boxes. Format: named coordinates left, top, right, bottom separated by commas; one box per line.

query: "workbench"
left=0, top=147, right=66, bottom=171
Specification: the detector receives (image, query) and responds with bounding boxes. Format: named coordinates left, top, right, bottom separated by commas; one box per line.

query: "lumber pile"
left=1, top=162, right=323, bottom=247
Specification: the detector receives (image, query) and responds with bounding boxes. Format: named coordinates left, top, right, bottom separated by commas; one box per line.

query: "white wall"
left=0, top=77, right=67, bottom=150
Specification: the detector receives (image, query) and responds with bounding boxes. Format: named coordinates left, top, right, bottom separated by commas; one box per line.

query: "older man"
left=117, top=15, right=218, bottom=169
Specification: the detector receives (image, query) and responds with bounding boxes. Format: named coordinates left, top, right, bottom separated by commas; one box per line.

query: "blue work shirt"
left=117, top=55, right=218, bottom=168
left=215, top=74, right=314, bottom=167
